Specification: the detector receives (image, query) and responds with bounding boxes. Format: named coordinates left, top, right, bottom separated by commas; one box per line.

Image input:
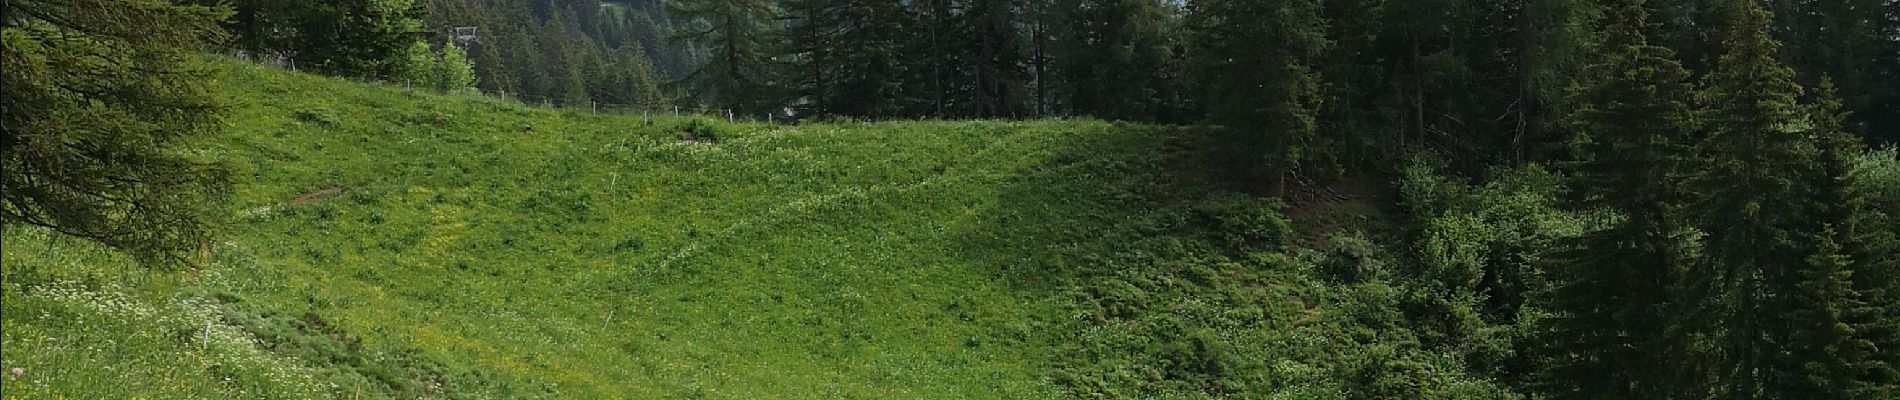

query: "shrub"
left=390, top=41, right=476, bottom=93
left=435, top=42, right=477, bottom=92
left=1192, top=194, right=1292, bottom=251
left=392, top=40, right=437, bottom=88
left=1855, top=147, right=1900, bottom=212
left=1320, top=232, right=1389, bottom=284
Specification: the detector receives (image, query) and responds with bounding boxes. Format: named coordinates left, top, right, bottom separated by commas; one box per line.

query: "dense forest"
left=198, top=0, right=1898, bottom=169
left=6, top=0, right=1900, bottom=399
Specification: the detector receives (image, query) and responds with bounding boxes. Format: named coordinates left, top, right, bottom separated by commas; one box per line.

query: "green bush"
left=1856, top=148, right=1900, bottom=212
left=389, top=40, right=476, bottom=93
left=1320, top=232, right=1389, bottom=284
left=435, top=42, right=477, bottom=92
left=1192, top=194, right=1293, bottom=252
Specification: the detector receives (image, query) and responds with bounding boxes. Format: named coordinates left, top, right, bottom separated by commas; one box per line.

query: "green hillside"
left=14, top=0, right=1900, bottom=398
left=4, top=60, right=1632, bottom=399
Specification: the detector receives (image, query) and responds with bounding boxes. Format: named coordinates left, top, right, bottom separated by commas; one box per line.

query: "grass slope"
left=2, top=61, right=1146, bottom=399
left=4, top=61, right=1534, bottom=399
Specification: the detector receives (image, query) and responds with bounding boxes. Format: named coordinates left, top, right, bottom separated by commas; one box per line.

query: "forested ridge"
left=4, top=0, right=1900, bottom=399
left=204, top=1, right=1900, bottom=150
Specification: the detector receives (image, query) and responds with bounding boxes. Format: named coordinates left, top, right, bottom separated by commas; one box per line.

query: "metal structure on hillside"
left=453, top=27, right=479, bottom=46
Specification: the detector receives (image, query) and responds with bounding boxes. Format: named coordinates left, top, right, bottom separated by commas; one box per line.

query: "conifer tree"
left=1313, top=0, right=1402, bottom=170
left=603, top=45, right=664, bottom=107
left=1810, top=80, right=1900, bottom=398
left=464, top=5, right=518, bottom=95
left=781, top=0, right=910, bottom=118
left=1786, top=84, right=1882, bottom=391
left=1688, top=4, right=1865, bottom=398
left=668, top=0, right=778, bottom=114
left=3, top=0, right=231, bottom=265
left=827, top=0, right=909, bottom=117
left=779, top=0, right=843, bottom=116
left=1767, top=0, right=1898, bottom=140
left=542, top=10, right=591, bottom=106
left=1521, top=0, right=1602, bottom=161
left=280, top=0, right=428, bottom=76
left=1054, top=0, right=1176, bottom=121
left=962, top=0, right=1033, bottom=118
left=1790, top=225, right=1866, bottom=398
left=1188, top=0, right=1327, bottom=196
left=1647, top=0, right=1745, bottom=75
left=1538, top=4, right=1697, bottom=399
left=906, top=0, right=961, bottom=117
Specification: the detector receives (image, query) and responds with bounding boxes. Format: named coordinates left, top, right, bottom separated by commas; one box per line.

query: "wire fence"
left=229, top=52, right=781, bottom=124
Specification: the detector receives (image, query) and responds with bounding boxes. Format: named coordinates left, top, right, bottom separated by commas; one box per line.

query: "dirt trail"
left=290, top=187, right=346, bottom=205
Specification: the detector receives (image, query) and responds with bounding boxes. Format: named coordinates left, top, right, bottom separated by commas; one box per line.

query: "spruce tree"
left=465, top=5, right=518, bottom=95
left=542, top=10, right=592, bottom=106
left=1647, top=0, right=1745, bottom=75
left=1790, top=225, right=1867, bottom=399
left=605, top=45, right=664, bottom=107
left=1789, top=86, right=1880, bottom=391
left=1188, top=0, right=1327, bottom=196
left=1767, top=0, right=1897, bottom=140
left=781, top=0, right=909, bottom=118
left=1314, top=0, right=1403, bottom=170
left=668, top=0, right=778, bottom=115
left=280, top=0, right=428, bottom=76
left=1538, top=4, right=1697, bottom=399
left=1054, top=0, right=1176, bottom=121
left=779, top=0, right=843, bottom=116
left=1521, top=0, right=1602, bottom=162
left=2, top=0, right=231, bottom=266
left=1689, top=3, right=1873, bottom=399
left=905, top=0, right=961, bottom=117
left=962, top=0, right=1033, bottom=118
left=1811, top=80, right=1900, bottom=398
left=826, top=0, right=909, bottom=118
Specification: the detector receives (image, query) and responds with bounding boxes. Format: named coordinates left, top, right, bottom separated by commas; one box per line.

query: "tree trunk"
left=1411, top=39, right=1426, bottom=145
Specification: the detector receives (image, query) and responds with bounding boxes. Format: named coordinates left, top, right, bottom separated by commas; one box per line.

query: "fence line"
left=228, top=53, right=765, bottom=123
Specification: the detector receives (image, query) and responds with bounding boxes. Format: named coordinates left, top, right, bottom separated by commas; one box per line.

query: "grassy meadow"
left=4, top=61, right=1555, bottom=399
